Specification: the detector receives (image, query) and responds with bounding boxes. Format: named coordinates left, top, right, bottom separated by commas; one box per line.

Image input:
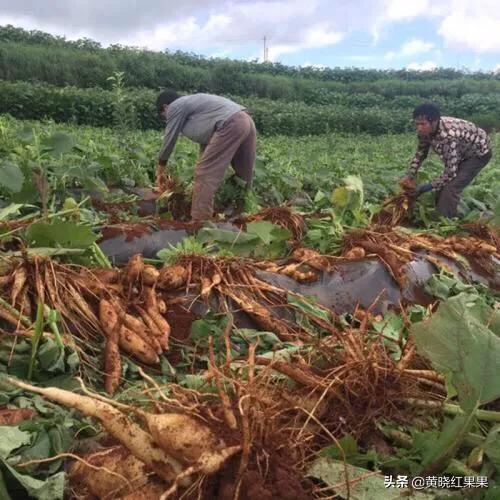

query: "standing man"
left=156, top=90, right=256, bottom=221
left=401, top=103, right=492, bottom=218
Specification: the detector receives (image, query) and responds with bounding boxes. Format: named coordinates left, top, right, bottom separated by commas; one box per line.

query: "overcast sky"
left=0, top=0, right=499, bottom=71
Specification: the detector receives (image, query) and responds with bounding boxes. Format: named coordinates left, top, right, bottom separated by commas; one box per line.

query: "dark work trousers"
left=190, top=111, right=256, bottom=220
left=436, top=151, right=492, bottom=218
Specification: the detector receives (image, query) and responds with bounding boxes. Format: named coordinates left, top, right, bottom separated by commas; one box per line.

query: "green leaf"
left=412, top=293, right=500, bottom=410
left=25, top=222, right=97, bottom=249
left=1, top=462, right=65, bottom=500
left=307, top=458, right=433, bottom=499
left=493, top=199, right=500, bottom=227
left=0, top=163, right=24, bottom=193
left=287, top=293, right=331, bottom=322
left=331, top=186, right=349, bottom=208
left=16, top=126, right=34, bottom=144
left=420, top=414, right=477, bottom=474
left=0, top=426, right=31, bottom=459
left=344, top=175, right=364, bottom=194
left=234, top=329, right=282, bottom=349
left=270, top=224, right=292, bottom=242
left=321, top=435, right=358, bottom=459
left=42, top=132, right=75, bottom=155
left=373, top=313, right=404, bottom=360
left=331, top=176, right=364, bottom=212
left=484, top=425, right=500, bottom=472
left=37, top=341, right=65, bottom=373
left=198, top=227, right=257, bottom=246
left=246, top=220, right=276, bottom=245
left=0, top=204, right=25, bottom=221
left=14, top=428, right=51, bottom=465
left=82, top=175, right=109, bottom=193
left=0, top=468, right=12, bottom=500
left=190, top=318, right=224, bottom=344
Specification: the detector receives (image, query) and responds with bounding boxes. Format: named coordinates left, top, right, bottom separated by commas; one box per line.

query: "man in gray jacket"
left=156, top=90, right=256, bottom=221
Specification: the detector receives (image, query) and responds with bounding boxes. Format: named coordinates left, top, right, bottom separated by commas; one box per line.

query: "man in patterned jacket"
left=401, top=103, right=492, bottom=218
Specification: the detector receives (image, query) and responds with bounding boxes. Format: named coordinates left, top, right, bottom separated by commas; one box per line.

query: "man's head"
left=413, top=103, right=440, bottom=138
left=156, top=89, right=180, bottom=120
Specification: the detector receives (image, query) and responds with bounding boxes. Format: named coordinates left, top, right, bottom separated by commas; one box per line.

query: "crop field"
left=0, top=25, right=500, bottom=500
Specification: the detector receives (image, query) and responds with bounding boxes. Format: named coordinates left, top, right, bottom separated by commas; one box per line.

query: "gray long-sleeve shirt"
left=158, top=93, right=245, bottom=164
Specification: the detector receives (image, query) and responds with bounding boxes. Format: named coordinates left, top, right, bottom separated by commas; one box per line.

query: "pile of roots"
left=6, top=304, right=441, bottom=499
left=0, top=251, right=339, bottom=396
left=371, top=181, right=416, bottom=226
left=240, top=206, right=306, bottom=242
left=0, top=255, right=179, bottom=395
left=342, top=226, right=500, bottom=288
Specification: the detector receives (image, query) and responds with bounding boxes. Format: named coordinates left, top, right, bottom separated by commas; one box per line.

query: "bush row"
left=2, top=25, right=500, bottom=83
left=2, top=81, right=499, bottom=135
left=1, top=41, right=500, bottom=104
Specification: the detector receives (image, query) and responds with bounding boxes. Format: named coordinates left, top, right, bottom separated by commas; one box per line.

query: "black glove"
left=416, top=183, right=433, bottom=196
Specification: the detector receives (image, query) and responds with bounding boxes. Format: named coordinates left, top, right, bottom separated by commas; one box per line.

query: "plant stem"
left=91, top=242, right=112, bottom=268
left=443, top=402, right=500, bottom=423
left=402, top=398, right=500, bottom=422
left=43, top=305, right=64, bottom=349
left=27, top=300, right=45, bottom=380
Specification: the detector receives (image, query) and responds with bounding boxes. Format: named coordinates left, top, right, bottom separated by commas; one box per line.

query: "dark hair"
left=156, top=89, right=179, bottom=116
left=413, top=103, right=440, bottom=122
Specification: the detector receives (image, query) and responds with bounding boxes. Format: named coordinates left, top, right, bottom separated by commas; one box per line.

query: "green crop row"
left=1, top=38, right=500, bottom=104
left=1, top=80, right=500, bottom=136
left=1, top=114, right=498, bottom=213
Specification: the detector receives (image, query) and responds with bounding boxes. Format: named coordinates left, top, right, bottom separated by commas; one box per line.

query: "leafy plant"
left=411, top=293, right=500, bottom=474
left=197, top=221, right=291, bottom=259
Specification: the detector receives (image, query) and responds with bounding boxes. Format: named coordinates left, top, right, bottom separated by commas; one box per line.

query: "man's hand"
left=399, top=175, right=416, bottom=190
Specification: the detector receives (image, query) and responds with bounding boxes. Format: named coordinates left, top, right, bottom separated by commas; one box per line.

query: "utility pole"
left=263, top=36, right=269, bottom=62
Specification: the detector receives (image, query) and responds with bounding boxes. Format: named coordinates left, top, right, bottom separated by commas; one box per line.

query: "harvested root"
left=104, top=328, right=121, bottom=396
left=144, top=413, right=227, bottom=464
left=119, top=325, right=159, bottom=365
left=142, top=265, right=160, bottom=286
left=99, top=299, right=124, bottom=392
left=124, top=254, right=144, bottom=292
left=7, top=378, right=243, bottom=492
left=223, top=287, right=295, bottom=340
left=373, top=192, right=414, bottom=226
left=158, top=265, right=188, bottom=290
left=344, top=246, right=366, bottom=259
left=68, top=446, right=152, bottom=498
left=291, top=247, right=331, bottom=271
left=6, top=377, right=185, bottom=484
left=11, top=265, right=27, bottom=306
left=124, top=313, right=162, bottom=354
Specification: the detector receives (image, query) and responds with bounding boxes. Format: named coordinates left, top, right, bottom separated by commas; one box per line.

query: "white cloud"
left=406, top=60, right=438, bottom=71
left=493, top=64, right=500, bottom=73
left=384, top=38, right=434, bottom=61
left=1, top=0, right=499, bottom=65
left=0, top=0, right=369, bottom=61
left=372, top=0, right=446, bottom=41
left=438, top=0, right=500, bottom=52
left=401, top=38, right=434, bottom=56
left=267, top=22, right=343, bottom=61
left=382, top=0, right=432, bottom=22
